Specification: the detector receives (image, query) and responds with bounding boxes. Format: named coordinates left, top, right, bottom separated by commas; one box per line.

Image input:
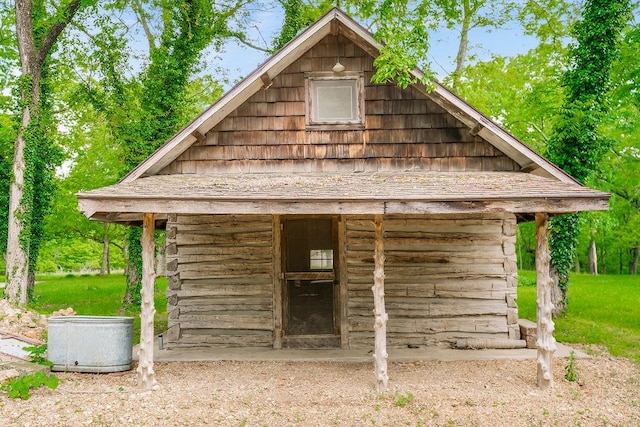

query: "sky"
left=214, top=6, right=540, bottom=89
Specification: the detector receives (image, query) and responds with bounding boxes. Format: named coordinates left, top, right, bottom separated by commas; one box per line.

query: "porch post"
left=138, top=213, right=159, bottom=390
left=372, top=214, right=388, bottom=392
left=535, top=212, right=556, bottom=389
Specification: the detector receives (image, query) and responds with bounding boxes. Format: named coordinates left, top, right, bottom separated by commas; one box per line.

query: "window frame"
left=305, top=71, right=365, bottom=130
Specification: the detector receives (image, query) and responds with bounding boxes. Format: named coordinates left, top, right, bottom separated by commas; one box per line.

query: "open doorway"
left=282, top=217, right=339, bottom=347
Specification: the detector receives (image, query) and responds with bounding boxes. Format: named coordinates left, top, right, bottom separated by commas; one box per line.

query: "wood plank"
left=178, top=319, right=273, bottom=331
left=349, top=315, right=507, bottom=334
left=273, top=215, right=283, bottom=349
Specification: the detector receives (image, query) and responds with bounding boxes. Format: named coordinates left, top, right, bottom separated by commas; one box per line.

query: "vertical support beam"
left=372, top=214, right=388, bottom=393
left=535, top=212, right=556, bottom=389
left=338, top=215, right=349, bottom=349
left=272, top=215, right=283, bottom=349
left=137, top=213, right=159, bottom=390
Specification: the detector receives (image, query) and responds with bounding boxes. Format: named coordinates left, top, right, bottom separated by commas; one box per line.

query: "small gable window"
left=305, top=72, right=364, bottom=129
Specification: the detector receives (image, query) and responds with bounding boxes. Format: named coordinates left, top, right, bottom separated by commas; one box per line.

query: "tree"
left=119, top=0, right=248, bottom=309
left=5, top=0, right=89, bottom=304
left=546, top=0, right=631, bottom=315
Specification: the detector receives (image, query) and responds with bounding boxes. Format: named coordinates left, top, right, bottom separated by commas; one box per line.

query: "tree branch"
left=37, top=0, right=82, bottom=68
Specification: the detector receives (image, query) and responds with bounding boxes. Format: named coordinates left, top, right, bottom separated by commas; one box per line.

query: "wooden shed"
left=77, top=9, right=608, bottom=390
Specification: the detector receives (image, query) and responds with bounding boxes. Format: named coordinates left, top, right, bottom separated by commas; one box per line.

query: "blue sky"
left=216, top=7, right=540, bottom=88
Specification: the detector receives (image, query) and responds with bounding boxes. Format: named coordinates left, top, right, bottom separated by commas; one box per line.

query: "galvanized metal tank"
left=48, top=316, right=134, bottom=373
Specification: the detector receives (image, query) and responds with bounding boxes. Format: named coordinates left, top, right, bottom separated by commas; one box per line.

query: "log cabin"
left=77, top=9, right=609, bottom=390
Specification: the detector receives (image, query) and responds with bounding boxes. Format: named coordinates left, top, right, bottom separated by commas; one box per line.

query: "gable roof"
left=120, top=8, right=576, bottom=185
left=77, top=8, right=609, bottom=224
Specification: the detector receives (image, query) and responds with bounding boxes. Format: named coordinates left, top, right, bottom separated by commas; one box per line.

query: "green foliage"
left=549, top=214, right=579, bottom=303
left=393, top=391, right=414, bottom=408
left=23, top=344, right=54, bottom=367
left=272, top=0, right=328, bottom=51
left=546, top=0, right=631, bottom=311
left=367, top=1, right=434, bottom=88
left=517, top=272, right=640, bottom=363
left=565, top=350, right=579, bottom=382
left=0, top=371, right=58, bottom=400
left=123, top=227, right=143, bottom=308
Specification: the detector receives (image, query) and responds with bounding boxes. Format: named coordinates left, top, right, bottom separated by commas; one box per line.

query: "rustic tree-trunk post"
left=535, top=212, right=556, bottom=389
left=372, top=214, right=388, bottom=393
left=137, top=213, right=159, bottom=390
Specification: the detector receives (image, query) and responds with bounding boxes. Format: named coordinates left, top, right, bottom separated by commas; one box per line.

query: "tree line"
left=0, top=1, right=636, bottom=316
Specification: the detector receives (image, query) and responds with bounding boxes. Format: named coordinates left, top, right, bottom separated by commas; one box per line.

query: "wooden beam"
left=272, top=215, right=283, bottom=349
left=137, top=213, right=159, bottom=390
left=372, top=214, right=388, bottom=393
left=470, top=122, right=484, bottom=136
left=339, top=215, right=349, bottom=349
left=190, top=130, right=206, bottom=144
left=260, top=72, right=272, bottom=89
left=535, top=212, right=556, bottom=389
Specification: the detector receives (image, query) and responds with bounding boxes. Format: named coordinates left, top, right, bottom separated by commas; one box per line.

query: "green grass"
left=29, top=274, right=167, bottom=344
left=517, top=271, right=640, bottom=363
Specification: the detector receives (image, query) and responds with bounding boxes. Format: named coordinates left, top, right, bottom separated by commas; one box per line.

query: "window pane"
left=310, top=249, right=333, bottom=270
left=311, top=79, right=358, bottom=123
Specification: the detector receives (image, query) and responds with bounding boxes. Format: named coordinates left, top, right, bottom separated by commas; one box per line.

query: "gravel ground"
left=1, top=346, right=639, bottom=427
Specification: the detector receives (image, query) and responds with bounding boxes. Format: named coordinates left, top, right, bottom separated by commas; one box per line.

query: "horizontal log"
left=176, top=296, right=272, bottom=306
left=176, top=214, right=271, bottom=225
left=178, top=261, right=272, bottom=274
left=348, top=297, right=508, bottom=317
left=346, top=217, right=506, bottom=230
left=346, top=255, right=506, bottom=266
left=346, top=264, right=507, bottom=277
left=177, top=253, right=272, bottom=264
left=348, top=288, right=507, bottom=300
left=177, top=246, right=272, bottom=257
left=349, top=315, right=507, bottom=334
left=347, top=244, right=506, bottom=255
left=346, top=230, right=505, bottom=243
left=169, top=285, right=272, bottom=297
left=178, top=304, right=272, bottom=312
left=177, top=318, right=274, bottom=331
left=179, top=269, right=272, bottom=281
left=176, top=231, right=272, bottom=245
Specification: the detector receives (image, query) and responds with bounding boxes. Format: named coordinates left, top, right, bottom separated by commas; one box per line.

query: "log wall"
left=164, top=213, right=520, bottom=350
left=165, top=214, right=274, bottom=348
left=160, top=35, right=519, bottom=175
left=345, top=214, right=519, bottom=348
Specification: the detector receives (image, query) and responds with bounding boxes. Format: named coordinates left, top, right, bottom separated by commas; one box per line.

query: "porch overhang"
left=77, top=171, right=609, bottom=225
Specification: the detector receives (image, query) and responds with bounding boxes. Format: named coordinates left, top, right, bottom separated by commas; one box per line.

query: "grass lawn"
left=29, top=274, right=167, bottom=344
left=25, top=271, right=640, bottom=364
left=517, top=271, right=640, bottom=364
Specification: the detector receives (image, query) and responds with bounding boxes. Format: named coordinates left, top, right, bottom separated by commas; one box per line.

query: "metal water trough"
left=48, top=316, right=134, bottom=373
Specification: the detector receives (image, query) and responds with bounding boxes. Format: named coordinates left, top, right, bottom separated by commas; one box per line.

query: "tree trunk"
left=588, top=230, right=598, bottom=275
left=101, top=233, right=110, bottom=276
left=155, top=234, right=166, bottom=276
left=372, top=214, right=388, bottom=393
left=6, top=0, right=83, bottom=305
left=122, top=227, right=143, bottom=309
left=6, top=0, right=42, bottom=305
left=631, top=247, right=639, bottom=275
left=535, top=213, right=556, bottom=389
left=549, top=270, right=567, bottom=317
left=452, top=14, right=471, bottom=89
left=137, top=213, right=158, bottom=390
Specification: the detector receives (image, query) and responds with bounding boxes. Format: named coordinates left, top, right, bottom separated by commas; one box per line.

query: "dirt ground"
left=1, top=346, right=639, bottom=427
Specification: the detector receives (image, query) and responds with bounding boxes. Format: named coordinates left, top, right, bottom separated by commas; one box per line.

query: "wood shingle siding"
left=160, top=35, right=519, bottom=176
left=165, top=214, right=274, bottom=348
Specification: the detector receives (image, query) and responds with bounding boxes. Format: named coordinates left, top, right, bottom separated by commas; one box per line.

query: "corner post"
left=138, top=213, right=159, bottom=390
left=535, top=212, right=556, bottom=389
left=372, top=214, right=388, bottom=392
